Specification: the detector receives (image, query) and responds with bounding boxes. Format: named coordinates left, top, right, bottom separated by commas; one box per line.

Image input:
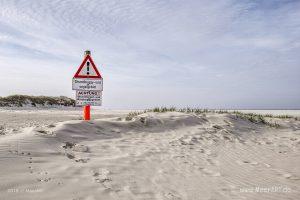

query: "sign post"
left=83, top=104, right=91, bottom=120
left=72, top=50, right=103, bottom=120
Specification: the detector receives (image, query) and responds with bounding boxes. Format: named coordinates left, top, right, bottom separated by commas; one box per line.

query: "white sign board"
left=76, top=90, right=102, bottom=106
left=72, top=78, right=103, bottom=91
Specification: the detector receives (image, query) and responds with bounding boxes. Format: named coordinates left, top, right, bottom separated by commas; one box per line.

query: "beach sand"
left=0, top=109, right=299, bottom=200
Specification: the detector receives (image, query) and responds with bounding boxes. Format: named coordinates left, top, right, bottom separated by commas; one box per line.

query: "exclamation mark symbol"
left=87, top=61, right=90, bottom=75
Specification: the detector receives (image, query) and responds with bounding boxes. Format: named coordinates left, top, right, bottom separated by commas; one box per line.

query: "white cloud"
left=0, top=0, right=299, bottom=109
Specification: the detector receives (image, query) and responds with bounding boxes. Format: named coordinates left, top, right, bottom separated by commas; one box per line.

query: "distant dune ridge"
left=0, top=95, right=75, bottom=107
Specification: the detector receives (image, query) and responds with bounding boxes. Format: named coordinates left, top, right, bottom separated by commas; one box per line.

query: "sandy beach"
left=1, top=0, right=299, bottom=199
left=0, top=109, right=299, bottom=200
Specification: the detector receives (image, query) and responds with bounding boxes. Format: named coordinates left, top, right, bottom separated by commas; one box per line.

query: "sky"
left=0, top=0, right=299, bottom=109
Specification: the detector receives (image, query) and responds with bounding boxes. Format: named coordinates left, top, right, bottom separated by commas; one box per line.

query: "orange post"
left=83, top=105, right=91, bottom=120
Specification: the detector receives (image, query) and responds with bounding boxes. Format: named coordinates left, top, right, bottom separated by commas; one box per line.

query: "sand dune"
left=0, top=110, right=299, bottom=200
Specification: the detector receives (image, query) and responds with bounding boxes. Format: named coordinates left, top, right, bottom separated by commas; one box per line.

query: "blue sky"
left=0, top=0, right=299, bottom=109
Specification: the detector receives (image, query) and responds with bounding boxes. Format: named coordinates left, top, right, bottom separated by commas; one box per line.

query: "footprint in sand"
left=249, top=161, right=258, bottom=165
left=62, top=142, right=90, bottom=153
left=263, top=163, right=271, bottom=168
left=206, top=158, right=219, bottom=166
left=63, top=142, right=76, bottom=149
left=200, top=168, right=221, bottom=177
left=73, top=144, right=90, bottom=153
left=283, top=173, right=300, bottom=180
left=268, top=167, right=300, bottom=181
left=236, top=160, right=258, bottom=166
left=75, top=158, right=90, bottom=163
left=93, top=168, right=112, bottom=188
left=164, top=191, right=182, bottom=200
left=27, top=156, right=51, bottom=182
left=63, top=142, right=90, bottom=162
left=36, top=128, right=50, bottom=135
left=66, top=153, right=75, bottom=159
left=47, top=124, right=56, bottom=128
left=65, top=153, right=89, bottom=163
left=37, top=177, right=51, bottom=182
left=25, top=153, right=34, bottom=173
left=197, top=148, right=205, bottom=153
left=28, top=165, right=33, bottom=173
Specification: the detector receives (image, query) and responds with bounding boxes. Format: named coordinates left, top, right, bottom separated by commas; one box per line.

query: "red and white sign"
left=72, top=54, right=103, bottom=91
left=73, top=55, right=102, bottom=79
left=76, top=90, right=102, bottom=106
left=72, top=78, right=103, bottom=91
left=72, top=52, right=103, bottom=108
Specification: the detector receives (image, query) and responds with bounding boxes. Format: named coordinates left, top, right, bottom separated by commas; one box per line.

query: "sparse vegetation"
left=145, top=107, right=299, bottom=127
left=233, top=111, right=296, bottom=121
left=264, top=113, right=295, bottom=119
left=146, top=107, right=230, bottom=114
left=0, top=95, right=75, bottom=107
left=148, top=107, right=177, bottom=113
left=233, top=111, right=280, bottom=128
left=125, top=111, right=145, bottom=121
left=124, top=107, right=297, bottom=126
left=276, top=115, right=293, bottom=119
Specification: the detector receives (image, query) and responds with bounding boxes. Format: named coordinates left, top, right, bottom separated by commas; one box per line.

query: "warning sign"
left=73, top=55, right=102, bottom=79
left=72, top=78, right=103, bottom=91
left=76, top=90, right=102, bottom=106
left=72, top=51, right=103, bottom=110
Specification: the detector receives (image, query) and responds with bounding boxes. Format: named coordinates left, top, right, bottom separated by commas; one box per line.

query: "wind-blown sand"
left=0, top=109, right=299, bottom=200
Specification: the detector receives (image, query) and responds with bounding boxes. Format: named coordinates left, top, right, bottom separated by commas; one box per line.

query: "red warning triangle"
left=74, top=55, right=102, bottom=79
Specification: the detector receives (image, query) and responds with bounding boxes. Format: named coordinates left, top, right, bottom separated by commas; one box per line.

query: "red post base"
left=83, top=105, right=91, bottom=120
